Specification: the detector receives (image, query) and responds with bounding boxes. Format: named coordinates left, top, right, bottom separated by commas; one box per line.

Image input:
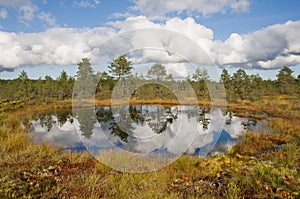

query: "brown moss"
left=233, top=132, right=292, bottom=156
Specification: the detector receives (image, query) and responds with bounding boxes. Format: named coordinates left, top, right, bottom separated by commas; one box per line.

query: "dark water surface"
left=30, top=105, right=268, bottom=156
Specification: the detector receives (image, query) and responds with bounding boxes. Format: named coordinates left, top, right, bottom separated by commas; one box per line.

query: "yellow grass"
left=0, top=96, right=299, bottom=198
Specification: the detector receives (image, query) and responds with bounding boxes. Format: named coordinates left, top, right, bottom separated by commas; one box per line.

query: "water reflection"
left=30, top=106, right=266, bottom=156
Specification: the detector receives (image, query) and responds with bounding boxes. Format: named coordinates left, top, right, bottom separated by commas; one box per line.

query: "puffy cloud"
left=0, top=27, right=116, bottom=68
left=165, top=63, right=189, bottom=78
left=0, top=16, right=300, bottom=71
left=214, top=20, right=300, bottom=68
left=130, top=0, right=250, bottom=19
left=165, top=17, right=213, bottom=40
left=109, top=17, right=214, bottom=66
left=108, top=15, right=160, bottom=31
left=0, top=8, right=8, bottom=19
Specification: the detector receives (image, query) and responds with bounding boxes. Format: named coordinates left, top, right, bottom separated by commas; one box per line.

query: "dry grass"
left=0, top=96, right=300, bottom=198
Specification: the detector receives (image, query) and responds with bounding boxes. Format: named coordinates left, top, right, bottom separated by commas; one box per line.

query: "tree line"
left=0, top=70, right=74, bottom=103
left=0, top=55, right=300, bottom=104
left=221, top=66, right=300, bottom=102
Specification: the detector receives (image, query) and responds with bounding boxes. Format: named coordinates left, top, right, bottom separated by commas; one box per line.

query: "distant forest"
left=1, top=55, right=300, bottom=104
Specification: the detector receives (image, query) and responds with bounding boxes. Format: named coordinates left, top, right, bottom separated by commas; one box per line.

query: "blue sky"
left=0, top=0, right=300, bottom=80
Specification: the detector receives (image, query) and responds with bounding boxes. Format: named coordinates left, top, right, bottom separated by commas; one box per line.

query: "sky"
left=0, top=0, right=300, bottom=80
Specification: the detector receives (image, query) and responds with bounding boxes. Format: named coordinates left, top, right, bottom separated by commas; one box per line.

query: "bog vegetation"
left=0, top=56, right=299, bottom=198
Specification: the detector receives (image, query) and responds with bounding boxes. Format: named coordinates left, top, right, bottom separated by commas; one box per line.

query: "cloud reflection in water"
left=30, top=106, right=264, bottom=156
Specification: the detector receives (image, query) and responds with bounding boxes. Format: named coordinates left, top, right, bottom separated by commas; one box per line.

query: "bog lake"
left=29, top=105, right=269, bottom=157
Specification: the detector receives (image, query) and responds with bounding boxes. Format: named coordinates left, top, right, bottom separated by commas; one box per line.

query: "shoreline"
left=2, top=96, right=299, bottom=121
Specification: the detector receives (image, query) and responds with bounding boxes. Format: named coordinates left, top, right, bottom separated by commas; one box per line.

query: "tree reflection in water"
left=30, top=105, right=264, bottom=155
left=187, top=106, right=211, bottom=131
left=33, top=105, right=216, bottom=141
left=95, top=105, right=178, bottom=141
left=75, top=108, right=96, bottom=139
left=241, top=118, right=257, bottom=129
left=224, top=110, right=258, bottom=130
left=142, top=106, right=178, bottom=134
left=33, top=110, right=73, bottom=132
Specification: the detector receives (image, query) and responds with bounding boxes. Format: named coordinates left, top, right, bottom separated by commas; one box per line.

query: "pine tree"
left=276, top=66, right=295, bottom=94
left=220, top=68, right=232, bottom=101
left=108, top=55, right=132, bottom=79
left=231, top=69, right=250, bottom=100
left=75, top=58, right=96, bottom=99
left=57, top=70, right=69, bottom=99
left=17, top=70, right=31, bottom=101
left=147, top=63, right=167, bottom=81
left=192, top=67, right=209, bottom=97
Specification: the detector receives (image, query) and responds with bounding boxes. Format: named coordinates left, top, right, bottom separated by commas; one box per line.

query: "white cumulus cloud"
left=213, top=20, right=300, bottom=68
left=0, top=27, right=116, bottom=68
left=0, top=16, right=300, bottom=71
left=109, top=16, right=215, bottom=66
